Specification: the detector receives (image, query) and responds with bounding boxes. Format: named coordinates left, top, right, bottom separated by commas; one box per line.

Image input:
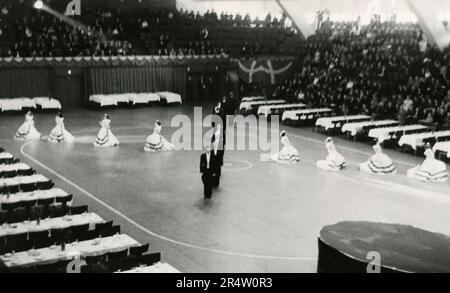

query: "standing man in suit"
left=200, top=144, right=216, bottom=199
left=211, top=125, right=224, bottom=188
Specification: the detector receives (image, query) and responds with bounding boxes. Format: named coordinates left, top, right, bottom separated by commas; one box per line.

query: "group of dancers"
left=13, top=111, right=175, bottom=152
left=269, top=132, right=449, bottom=183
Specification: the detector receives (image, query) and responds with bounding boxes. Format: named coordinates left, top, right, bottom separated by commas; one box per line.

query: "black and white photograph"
left=0, top=0, right=450, bottom=277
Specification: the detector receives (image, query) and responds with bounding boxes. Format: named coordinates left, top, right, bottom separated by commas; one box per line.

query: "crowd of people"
left=0, top=1, right=298, bottom=58
left=270, top=18, right=450, bottom=129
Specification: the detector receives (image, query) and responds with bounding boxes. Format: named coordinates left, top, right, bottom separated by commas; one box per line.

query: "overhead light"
left=34, top=1, right=44, bottom=10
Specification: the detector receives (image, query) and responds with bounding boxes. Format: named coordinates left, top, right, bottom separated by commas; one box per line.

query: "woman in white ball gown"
left=359, top=141, right=397, bottom=175
left=48, top=113, right=75, bottom=143
left=407, top=144, right=448, bottom=183
left=144, top=121, right=175, bottom=152
left=14, top=111, right=41, bottom=141
left=316, top=137, right=346, bottom=171
left=269, top=131, right=300, bottom=164
left=94, top=114, right=120, bottom=147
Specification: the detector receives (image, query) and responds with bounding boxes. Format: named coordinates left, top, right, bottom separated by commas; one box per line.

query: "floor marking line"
left=20, top=141, right=317, bottom=261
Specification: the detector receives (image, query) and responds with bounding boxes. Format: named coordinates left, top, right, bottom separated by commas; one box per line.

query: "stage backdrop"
left=87, top=66, right=188, bottom=101
left=0, top=68, right=51, bottom=98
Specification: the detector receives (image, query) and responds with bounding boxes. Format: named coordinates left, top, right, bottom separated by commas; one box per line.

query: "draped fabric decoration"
left=0, top=69, right=51, bottom=98
left=88, top=66, right=188, bottom=100
left=0, top=55, right=231, bottom=68
left=238, top=58, right=296, bottom=84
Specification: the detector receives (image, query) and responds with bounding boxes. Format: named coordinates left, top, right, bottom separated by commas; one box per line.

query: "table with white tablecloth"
left=157, top=92, right=182, bottom=104
left=0, top=234, right=139, bottom=268
left=33, top=98, right=62, bottom=110
left=241, top=97, right=265, bottom=103
left=0, top=163, right=31, bottom=173
left=341, top=120, right=399, bottom=136
left=118, top=262, right=181, bottom=273
left=257, top=103, right=306, bottom=116
left=398, top=130, right=450, bottom=150
left=433, top=142, right=450, bottom=158
left=0, top=188, right=70, bottom=205
left=368, top=125, right=429, bottom=143
left=0, top=213, right=104, bottom=237
left=0, top=98, right=36, bottom=112
left=129, top=93, right=160, bottom=105
left=239, top=100, right=286, bottom=112
left=315, top=115, right=371, bottom=131
left=282, top=108, right=333, bottom=122
left=0, top=174, right=50, bottom=187
left=89, top=94, right=130, bottom=107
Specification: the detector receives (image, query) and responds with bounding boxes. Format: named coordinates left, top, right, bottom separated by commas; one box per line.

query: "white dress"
left=14, top=114, right=41, bottom=141
left=48, top=116, right=75, bottom=143
left=143, top=124, right=175, bottom=152
left=316, top=142, right=346, bottom=171
left=269, top=136, right=300, bottom=164
left=93, top=118, right=120, bottom=147
left=407, top=149, right=448, bottom=183
left=359, top=146, right=396, bottom=175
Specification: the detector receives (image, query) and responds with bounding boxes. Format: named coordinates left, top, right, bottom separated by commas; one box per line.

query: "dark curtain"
left=0, top=68, right=51, bottom=98
left=88, top=66, right=187, bottom=100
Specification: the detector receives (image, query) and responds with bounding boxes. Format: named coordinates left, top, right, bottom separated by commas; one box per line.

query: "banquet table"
left=341, top=120, right=399, bottom=136
left=0, top=163, right=31, bottom=173
left=0, top=213, right=104, bottom=237
left=33, top=98, right=62, bottom=110
left=117, top=262, right=181, bottom=273
left=0, top=174, right=50, bottom=187
left=241, top=97, right=265, bottom=103
left=315, top=115, right=371, bottom=131
left=157, top=92, right=182, bottom=104
left=368, top=125, right=429, bottom=143
left=282, top=108, right=333, bottom=122
left=0, top=187, right=70, bottom=205
left=257, top=103, right=306, bottom=116
left=433, top=142, right=450, bottom=158
left=0, top=98, right=36, bottom=112
left=398, top=130, right=450, bottom=151
left=239, top=100, right=286, bottom=112
left=0, top=234, right=139, bottom=268
left=129, top=93, right=160, bottom=105
left=0, top=152, right=15, bottom=162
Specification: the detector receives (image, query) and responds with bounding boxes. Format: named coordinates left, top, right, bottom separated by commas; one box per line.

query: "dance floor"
left=1, top=104, right=450, bottom=273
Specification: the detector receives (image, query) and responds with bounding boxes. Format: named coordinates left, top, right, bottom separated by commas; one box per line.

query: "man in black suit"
left=211, top=125, right=224, bottom=188
left=200, top=145, right=216, bottom=199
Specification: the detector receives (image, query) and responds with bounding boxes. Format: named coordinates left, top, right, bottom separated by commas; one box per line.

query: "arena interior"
left=0, top=0, right=450, bottom=274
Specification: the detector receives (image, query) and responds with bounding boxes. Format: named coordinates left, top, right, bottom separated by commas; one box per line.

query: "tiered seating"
left=89, top=92, right=181, bottom=108
left=0, top=147, right=175, bottom=273
left=0, top=97, right=61, bottom=112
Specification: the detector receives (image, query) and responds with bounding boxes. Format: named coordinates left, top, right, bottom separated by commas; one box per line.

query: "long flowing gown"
left=144, top=124, right=175, bottom=152
left=14, top=113, right=41, bottom=141
left=316, top=142, right=346, bottom=171
left=48, top=116, right=75, bottom=143
left=269, top=136, right=300, bottom=164
left=407, top=149, right=448, bottom=183
left=93, top=118, right=120, bottom=147
left=359, top=145, right=396, bottom=175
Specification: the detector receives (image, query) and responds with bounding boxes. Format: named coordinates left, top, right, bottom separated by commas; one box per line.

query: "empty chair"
left=78, top=229, right=101, bottom=242
left=1, top=202, right=19, bottom=213
left=129, top=243, right=149, bottom=257
left=70, top=223, right=89, bottom=234
left=85, top=253, right=108, bottom=265
left=17, top=169, right=35, bottom=176
left=6, top=232, right=28, bottom=246
left=137, top=253, right=162, bottom=266
left=18, top=199, right=37, bottom=212
left=51, top=206, right=70, bottom=218
left=20, top=183, right=37, bottom=192
left=29, top=230, right=50, bottom=241
left=70, top=205, right=88, bottom=215
left=55, top=194, right=73, bottom=208
left=94, top=220, right=113, bottom=232
left=98, top=225, right=120, bottom=237
left=2, top=171, right=17, bottom=178
left=36, top=181, right=54, bottom=190
left=107, top=249, right=129, bottom=262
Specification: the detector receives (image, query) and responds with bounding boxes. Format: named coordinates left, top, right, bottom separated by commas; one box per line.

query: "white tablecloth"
left=33, top=98, right=62, bottom=110
left=0, top=234, right=139, bottom=268
left=0, top=188, right=70, bottom=204
left=0, top=163, right=32, bottom=172
left=282, top=108, right=333, bottom=122
left=368, top=125, right=429, bottom=142
left=129, top=93, right=160, bottom=105
left=0, top=213, right=104, bottom=237
left=0, top=98, right=36, bottom=112
left=315, top=115, right=371, bottom=130
left=241, top=97, right=265, bottom=103
left=398, top=130, right=450, bottom=150
left=433, top=142, right=450, bottom=158
left=0, top=174, right=50, bottom=187
left=239, top=100, right=286, bottom=111
left=0, top=152, right=14, bottom=160
left=157, top=92, right=182, bottom=104
left=118, top=262, right=180, bottom=273
left=257, top=103, right=306, bottom=116
left=341, top=120, right=399, bottom=136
